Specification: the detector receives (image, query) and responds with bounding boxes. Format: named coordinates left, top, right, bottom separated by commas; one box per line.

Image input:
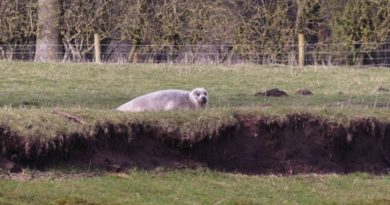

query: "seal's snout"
left=200, top=96, right=208, bottom=104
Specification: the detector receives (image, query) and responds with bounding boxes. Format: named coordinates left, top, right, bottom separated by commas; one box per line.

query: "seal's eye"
left=204, top=92, right=208, bottom=96
left=195, top=92, right=200, bottom=96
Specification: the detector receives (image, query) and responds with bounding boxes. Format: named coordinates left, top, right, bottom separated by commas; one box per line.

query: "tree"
left=61, top=0, right=116, bottom=62
left=116, top=0, right=154, bottom=62
left=34, top=0, right=62, bottom=62
left=0, top=0, right=37, bottom=59
left=332, top=0, right=390, bottom=65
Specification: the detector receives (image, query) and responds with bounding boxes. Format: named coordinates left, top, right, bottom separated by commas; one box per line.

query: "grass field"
left=1, top=170, right=389, bottom=205
left=0, top=61, right=390, bottom=204
left=1, top=61, right=390, bottom=111
left=1, top=61, right=390, bottom=139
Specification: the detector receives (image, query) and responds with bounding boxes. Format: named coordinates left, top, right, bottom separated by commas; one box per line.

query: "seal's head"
left=190, top=88, right=208, bottom=108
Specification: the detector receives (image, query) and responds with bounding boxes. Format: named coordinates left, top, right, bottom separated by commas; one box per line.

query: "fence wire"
left=1, top=42, right=390, bottom=67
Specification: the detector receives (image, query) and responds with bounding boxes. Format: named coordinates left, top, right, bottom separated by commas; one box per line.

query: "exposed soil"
left=1, top=114, right=390, bottom=175
left=296, top=89, right=313, bottom=96
left=378, top=86, right=389, bottom=92
left=255, top=88, right=288, bottom=97
left=0, top=158, right=22, bottom=173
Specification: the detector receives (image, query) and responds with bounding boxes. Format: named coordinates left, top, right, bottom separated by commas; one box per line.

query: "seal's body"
left=116, top=88, right=208, bottom=112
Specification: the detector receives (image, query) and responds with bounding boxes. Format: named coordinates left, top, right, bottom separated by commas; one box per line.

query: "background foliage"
left=0, top=0, right=389, bottom=64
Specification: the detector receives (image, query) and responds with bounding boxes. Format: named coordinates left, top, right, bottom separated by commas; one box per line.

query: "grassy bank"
left=2, top=105, right=390, bottom=142
left=1, top=61, right=390, bottom=140
left=2, top=61, right=390, bottom=135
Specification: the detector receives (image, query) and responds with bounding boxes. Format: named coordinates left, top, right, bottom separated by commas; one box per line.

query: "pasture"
left=0, top=61, right=389, bottom=204
left=1, top=61, right=390, bottom=111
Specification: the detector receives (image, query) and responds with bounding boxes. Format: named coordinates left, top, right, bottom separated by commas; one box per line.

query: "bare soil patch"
left=296, top=89, right=313, bottom=96
left=0, top=158, right=22, bottom=173
left=378, top=86, right=389, bottom=92
left=255, top=88, right=288, bottom=97
left=1, top=114, right=390, bottom=175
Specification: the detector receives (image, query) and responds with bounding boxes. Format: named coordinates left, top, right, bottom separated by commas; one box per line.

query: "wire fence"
left=1, top=42, right=390, bottom=67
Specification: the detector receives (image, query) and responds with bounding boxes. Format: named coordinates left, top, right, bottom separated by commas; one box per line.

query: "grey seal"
left=116, top=88, right=208, bottom=112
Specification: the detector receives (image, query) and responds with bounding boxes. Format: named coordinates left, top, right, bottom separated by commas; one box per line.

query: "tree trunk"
left=34, top=0, right=61, bottom=62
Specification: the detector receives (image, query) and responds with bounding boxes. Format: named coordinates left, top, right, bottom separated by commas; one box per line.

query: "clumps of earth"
left=255, top=88, right=314, bottom=97
left=296, top=88, right=313, bottom=96
left=378, top=86, right=389, bottom=92
left=255, top=88, right=288, bottom=97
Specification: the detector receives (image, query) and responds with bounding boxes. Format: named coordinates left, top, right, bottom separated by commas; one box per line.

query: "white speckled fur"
left=116, top=88, right=208, bottom=112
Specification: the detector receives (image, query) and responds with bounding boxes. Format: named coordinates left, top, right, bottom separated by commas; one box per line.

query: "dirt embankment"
left=1, top=113, right=390, bottom=174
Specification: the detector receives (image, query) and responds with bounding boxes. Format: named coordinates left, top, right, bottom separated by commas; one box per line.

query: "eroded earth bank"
left=1, top=113, right=390, bottom=174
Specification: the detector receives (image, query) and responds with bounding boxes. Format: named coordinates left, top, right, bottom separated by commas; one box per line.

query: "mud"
left=255, top=88, right=288, bottom=97
left=378, top=87, right=389, bottom=92
left=1, top=114, right=390, bottom=175
left=296, top=89, right=313, bottom=96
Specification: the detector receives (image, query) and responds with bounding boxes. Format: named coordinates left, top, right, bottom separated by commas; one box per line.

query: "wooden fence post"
left=94, top=34, right=101, bottom=63
left=298, top=33, right=305, bottom=67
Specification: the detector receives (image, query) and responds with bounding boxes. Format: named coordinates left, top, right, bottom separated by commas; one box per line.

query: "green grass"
left=0, top=170, right=389, bottom=205
left=2, top=61, right=390, bottom=139
left=1, top=61, right=390, bottom=110
left=0, top=106, right=240, bottom=141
